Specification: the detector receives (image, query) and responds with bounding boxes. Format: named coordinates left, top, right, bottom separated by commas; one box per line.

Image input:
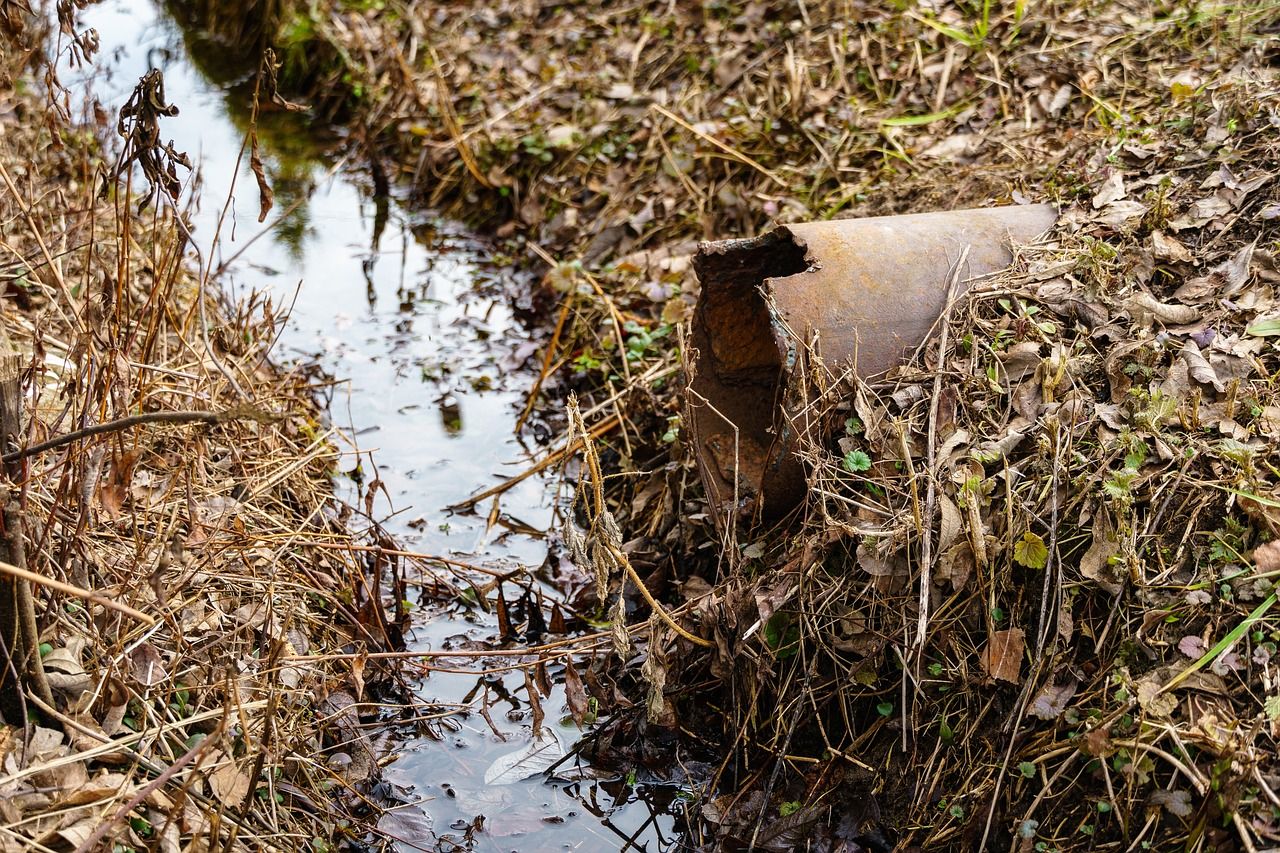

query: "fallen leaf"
left=1092, top=172, right=1127, bottom=208
left=937, top=541, right=974, bottom=592
left=1255, top=541, right=1280, bottom=573
left=999, top=341, right=1042, bottom=383
left=563, top=656, right=589, bottom=727
left=1174, top=242, right=1255, bottom=301
left=1149, top=789, right=1193, bottom=817
left=210, top=760, right=252, bottom=808
left=1080, top=513, right=1124, bottom=594
left=1029, top=679, right=1078, bottom=720
left=377, top=806, right=434, bottom=839
left=980, top=628, right=1025, bottom=683
left=1150, top=231, right=1192, bottom=263
left=1180, top=340, right=1224, bottom=391
left=1135, top=674, right=1177, bottom=717
left=856, top=540, right=906, bottom=577
left=937, top=493, right=962, bottom=554
left=483, top=727, right=564, bottom=786
left=1124, top=292, right=1200, bottom=326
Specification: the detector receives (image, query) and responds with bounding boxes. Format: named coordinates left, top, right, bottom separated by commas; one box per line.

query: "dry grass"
left=189, top=0, right=1280, bottom=849
left=0, top=10, right=420, bottom=852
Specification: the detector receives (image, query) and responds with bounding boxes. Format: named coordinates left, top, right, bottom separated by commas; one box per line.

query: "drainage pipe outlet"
left=686, top=204, right=1058, bottom=528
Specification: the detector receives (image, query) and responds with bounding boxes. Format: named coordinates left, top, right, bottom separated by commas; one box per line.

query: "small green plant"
left=779, top=801, right=802, bottom=817
left=913, top=0, right=995, bottom=49
left=764, top=612, right=800, bottom=659
left=623, top=321, right=671, bottom=363
left=1014, top=531, right=1049, bottom=569
left=843, top=450, right=872, bottom=473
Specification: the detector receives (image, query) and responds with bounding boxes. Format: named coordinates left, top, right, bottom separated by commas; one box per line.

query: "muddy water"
left=73, top=3, right=686, bottom=850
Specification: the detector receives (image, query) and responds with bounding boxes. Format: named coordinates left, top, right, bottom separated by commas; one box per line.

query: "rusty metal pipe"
left=686, top=204, right=1057, bottom=527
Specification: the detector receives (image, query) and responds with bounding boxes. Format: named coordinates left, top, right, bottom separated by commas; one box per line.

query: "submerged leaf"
left=482, top=727, right=564, bottom=786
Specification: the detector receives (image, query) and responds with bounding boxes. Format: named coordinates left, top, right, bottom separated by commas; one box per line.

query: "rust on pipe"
left=686, top=204, right=1057, bottom=528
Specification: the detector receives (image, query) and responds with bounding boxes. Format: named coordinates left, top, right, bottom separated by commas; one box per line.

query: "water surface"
left=71, top=3, right=686, bottom=849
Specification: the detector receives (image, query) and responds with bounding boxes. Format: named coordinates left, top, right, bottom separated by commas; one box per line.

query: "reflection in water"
left=78, top=2, right=692, bottom=850
left=438, top=395, right=463, bottom=436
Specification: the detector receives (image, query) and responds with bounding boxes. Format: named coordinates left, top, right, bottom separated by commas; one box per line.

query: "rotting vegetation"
left=0, top=8, right=417, bottom=852
left=56, top=0, right=1280, bottom=851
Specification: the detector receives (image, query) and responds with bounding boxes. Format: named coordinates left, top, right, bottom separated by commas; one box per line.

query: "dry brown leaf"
left=1150, top=230, right=1192, bottom=262
left=999, top=341, right=1042, bottom=383
left=1092, top=171, right=1127, bottom=208
left=1254, top=540, right=1280, bottom=573
left=1124, top=291, right=1200, bottom=326
left=1029, top=679, right=1077, bottom=720
left=563, top=656, right=589, bottom=727
left=1080, top=511, right=1124, bottom=594
left=936, top=541, right=974, bottom=592
left=980, top=628, right=1025, bottom=683
left=209, top=759, right=252, bottom=808
left=1180, top=340, right=1224, bottom=392
left=856, top=540, right=907, bottom=577
left=1174, top=242, right=1255, bottom=301
left=129, top=642, right=167, bottom=687
left=937, top=493, right=962, bottom=555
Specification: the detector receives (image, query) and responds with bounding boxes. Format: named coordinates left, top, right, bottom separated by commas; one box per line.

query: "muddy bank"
left=163, top=1, right=1280, bottom=851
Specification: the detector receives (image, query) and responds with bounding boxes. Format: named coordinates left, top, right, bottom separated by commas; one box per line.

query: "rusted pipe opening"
left=687, top=204, right=1059, bottom=529
left=687, top=228, right=810, bottom=525
left=693, top=229, right=809, bottom=382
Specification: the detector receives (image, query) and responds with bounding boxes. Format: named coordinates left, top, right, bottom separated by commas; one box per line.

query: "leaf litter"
left=161, top=0, right=1280, bottom=849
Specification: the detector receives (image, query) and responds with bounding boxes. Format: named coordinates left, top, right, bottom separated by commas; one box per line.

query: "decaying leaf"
left=937, top=493, right=962, bottom=555
left=377, top=807, right=435, bottom=840
left=1080, top=513, right=1124, bottom=594
left=1174, top=242, right=1255, bottom=301
left=562, top=656, right=589, bottom=728
left=1092, top=171, right=1127, bottom=208
left=209, top=758, right=252, bottom=808
left=1255, top=540, right=1280, bottom=573
left=1149, top=789, right=1193, bottom=818
left=936, top=541, right=974, bottom=592
left=1029, top=679, right=1078, bottom=720
left=129, top=642, right=167, bottom=687
left=1180, top=340, right=1224, bottom=391
left=857, top=539, right=907, bottom=577
left=482, top=727, right=564, bottom=786
left=1135, top=673, right=1177, bottom=717
left=1124, top=292, right=1200, bottom=326
left=980, top=628, right=1025, bottom=683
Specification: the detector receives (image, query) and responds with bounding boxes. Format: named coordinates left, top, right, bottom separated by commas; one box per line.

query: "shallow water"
left=71, top=3, right=687, bottom=850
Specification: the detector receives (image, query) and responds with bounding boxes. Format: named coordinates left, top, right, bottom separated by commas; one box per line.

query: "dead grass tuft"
left=0, top=12, right=416, bottom=853
left=198, top=0, right=1280, bottom=848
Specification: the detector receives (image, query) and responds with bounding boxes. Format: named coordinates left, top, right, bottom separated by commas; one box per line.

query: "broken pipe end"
left=686, top=203, right=1058, bottom=530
